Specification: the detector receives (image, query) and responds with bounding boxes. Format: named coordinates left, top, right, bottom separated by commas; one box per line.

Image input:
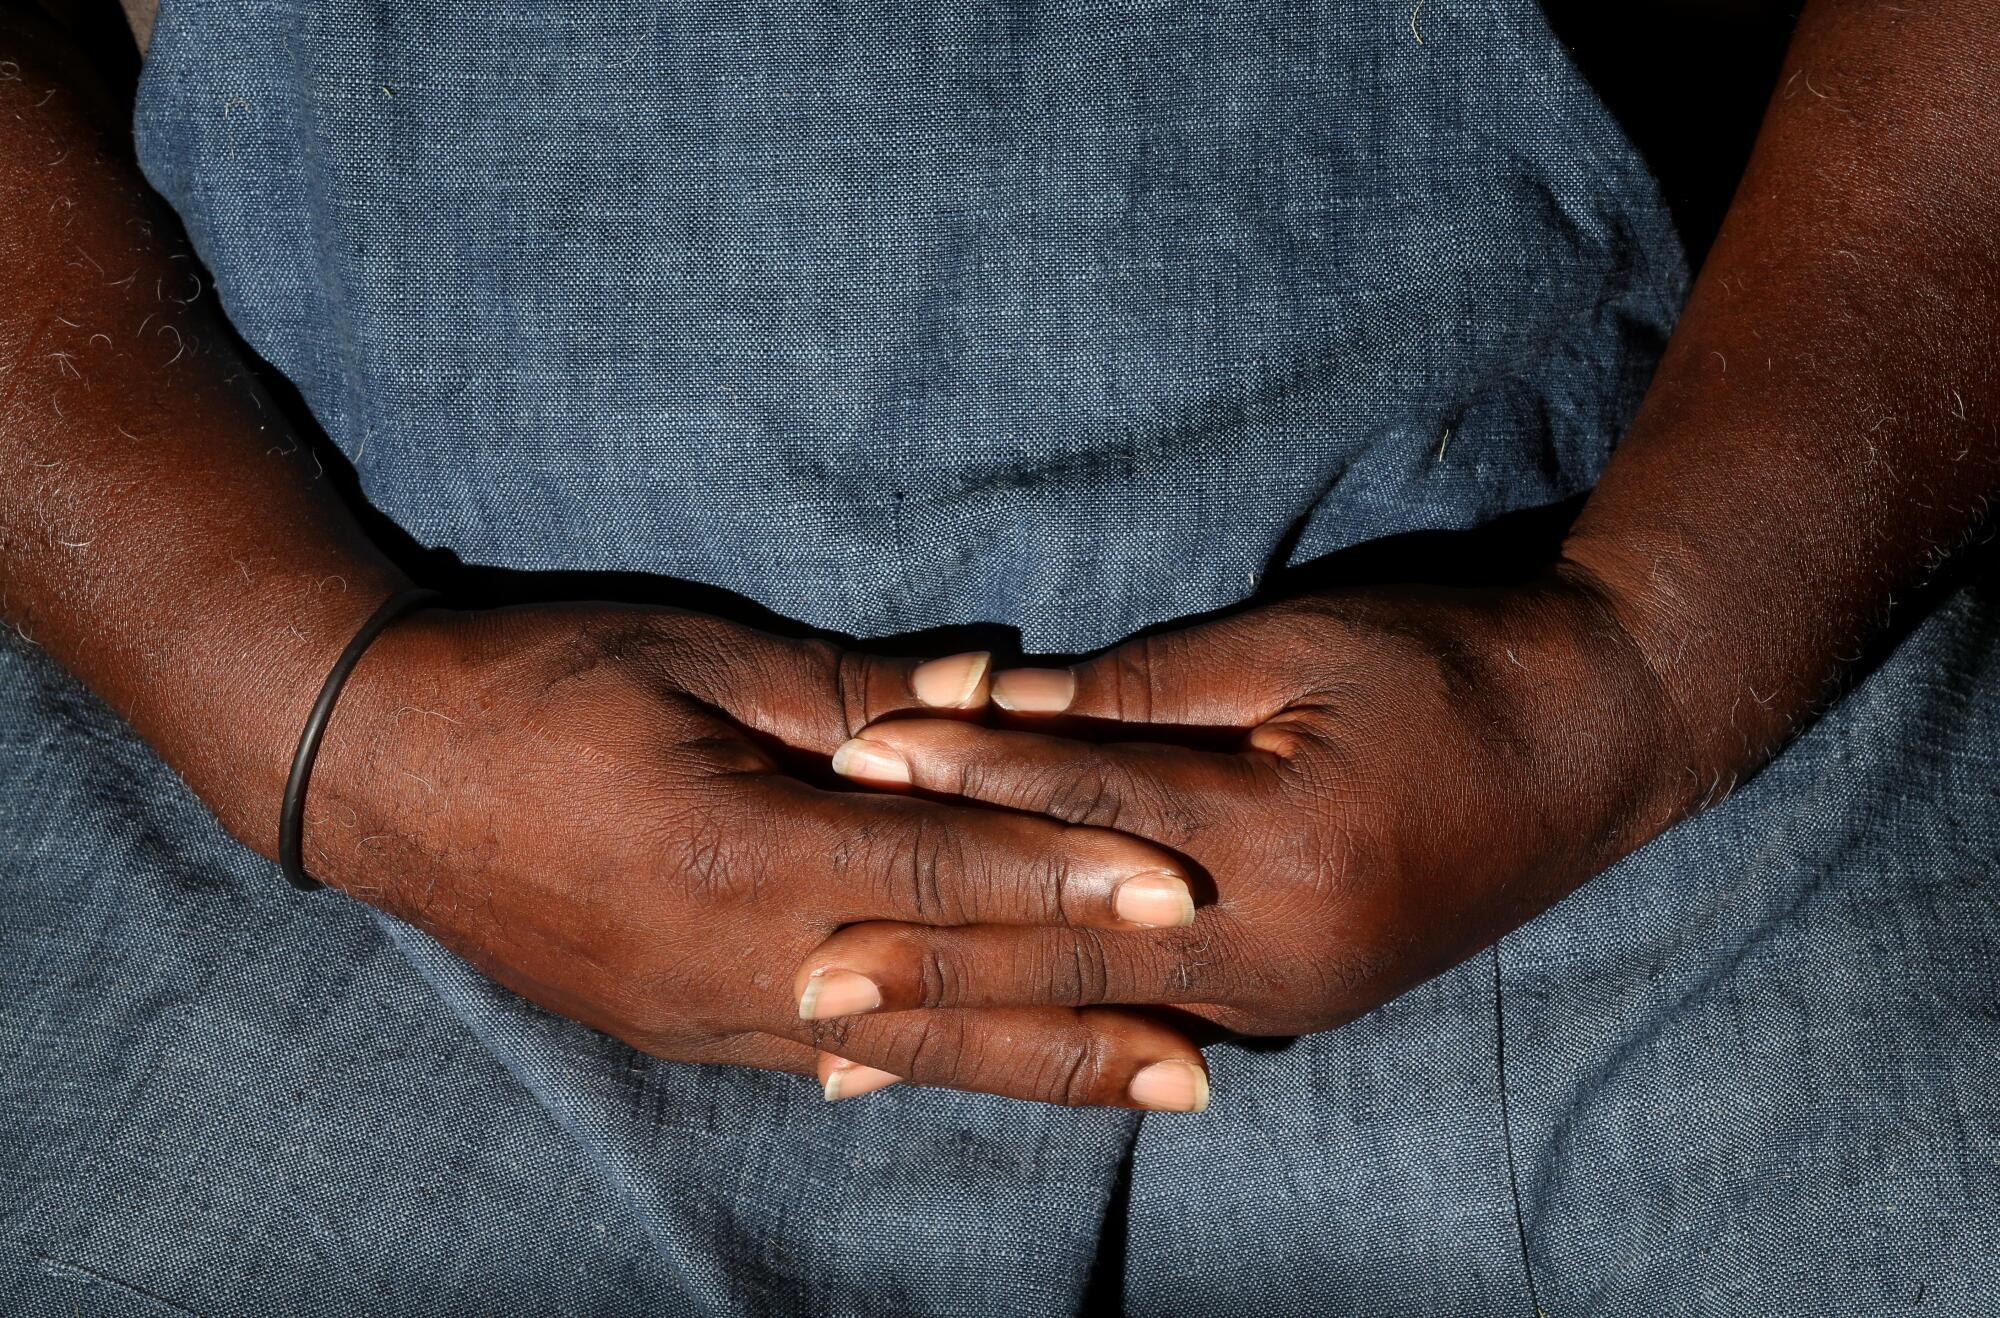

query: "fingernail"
left=991, top=667, right=1076, bottom=714
left=912, top=651, right=991, bottom=709
left=1128, top=1060, right=1210, bottom=1113
left=798, top=969, right=883, bottom=1020
left=831, top=738, right=911, bottom=785
left=1114, top=873, right=1196, bottom=928
left=823, top=1058, right=902, bottom=1101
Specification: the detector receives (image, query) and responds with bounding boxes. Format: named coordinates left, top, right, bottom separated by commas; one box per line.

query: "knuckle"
left=915, top=940, right=959, bottom=1007
left=983, top=830, right=1081, bottom=925
left=1106, top=641, right=1158, bottom=723
left=1049, top=1041, right=1104, bottom=1107
left=809, top=1013, right=985, bottom=1086
left=1030, top=759, right=1135, bottom=830
left=822, top=641, right=873, bottom=739
left=1107, top=629, right=1201, bottom=722
left=843, top=805, right=969, bottom=921
left=996, top=1037, right=1099, bottom=1107
left=823, top=809, right=864, bottom=883
left=898, top=1013, right=977, bottom=1083
left=951, top=757, right=1021, bottom=813
left=1039, top=933, right=1111, bottom=1005
left=1006, top=754, right=1216, bottom=849
left=892, top=811, right=965, bottom=921
left=829, top=645, right=909, bottom=736
left=1036, top=845, right=1077, bottom=926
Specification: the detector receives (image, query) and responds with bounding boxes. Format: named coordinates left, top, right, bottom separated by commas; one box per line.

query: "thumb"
left=990, top=620, right=1296, bottom=730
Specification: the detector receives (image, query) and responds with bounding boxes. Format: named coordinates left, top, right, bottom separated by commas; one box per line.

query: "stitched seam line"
left=1492, top=941, right=1545, bottom=1318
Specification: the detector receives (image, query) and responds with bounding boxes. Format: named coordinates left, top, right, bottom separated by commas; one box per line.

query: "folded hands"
left=307, top=567, right=1696, bottom=1114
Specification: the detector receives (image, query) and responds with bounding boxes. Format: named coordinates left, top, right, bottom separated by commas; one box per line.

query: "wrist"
left=1551, top=538, right=1797, bottom=830
left=160, top=563, right=417, bottom=863
left=1473, top=570, right=1709, bottom=863
left=283, top=601, right=470, bottom=905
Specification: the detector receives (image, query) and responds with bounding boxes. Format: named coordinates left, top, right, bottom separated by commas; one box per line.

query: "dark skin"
left=0, top=1, right=1216, bottom=1111
left=806, top=0, right=2000, bottom=1058
left=812, top=582, right=1679, bottom=1039
left=4, top=1, right=1996, bottom=1108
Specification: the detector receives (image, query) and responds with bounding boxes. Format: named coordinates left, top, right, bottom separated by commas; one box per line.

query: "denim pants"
left=4, top=2, right=1996, bottom=1313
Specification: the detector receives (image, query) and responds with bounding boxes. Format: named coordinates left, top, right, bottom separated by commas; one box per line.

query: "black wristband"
left=278, top=587, right=443, bottom=892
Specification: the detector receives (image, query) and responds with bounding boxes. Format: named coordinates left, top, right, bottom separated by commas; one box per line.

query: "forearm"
left=0, top=6, right=406, bottom=854
left=1564, top=0, right=2000, bottom=801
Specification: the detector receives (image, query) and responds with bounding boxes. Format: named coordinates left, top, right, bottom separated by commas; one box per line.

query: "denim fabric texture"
left=2, top=1, right=1995, bottom=1314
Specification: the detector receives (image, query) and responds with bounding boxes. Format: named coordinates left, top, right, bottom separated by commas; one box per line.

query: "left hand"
left=800, top=571, right=1699, bottom=1046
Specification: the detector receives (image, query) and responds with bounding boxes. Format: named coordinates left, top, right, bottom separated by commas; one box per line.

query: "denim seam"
left=1492, top=939, right=1546, bottom=1318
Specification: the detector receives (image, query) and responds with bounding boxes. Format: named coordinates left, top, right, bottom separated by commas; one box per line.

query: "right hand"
left=278, top=600, right=1213, bottom=1111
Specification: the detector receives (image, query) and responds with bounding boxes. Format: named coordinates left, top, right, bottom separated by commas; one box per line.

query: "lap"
left=5, top=570, right=1995, bottom=1315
